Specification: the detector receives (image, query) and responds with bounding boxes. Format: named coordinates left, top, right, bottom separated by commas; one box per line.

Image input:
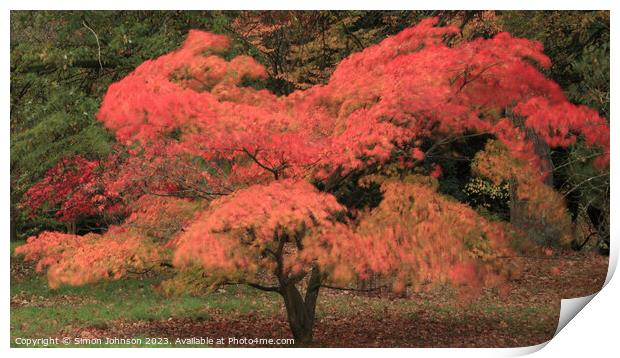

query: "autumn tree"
left=16, top=18, right=609, bottom=344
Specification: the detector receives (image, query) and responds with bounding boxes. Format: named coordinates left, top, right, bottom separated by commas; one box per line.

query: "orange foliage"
left=173, top=180, right=346, bottom=280
left=18, top=18, right=609, bottom=295
left=17, top=193, right=205, bottom=288
left=15, top=228, right=161, bottom=288
left=305, top=179, right=512, bottom=291
left=125, top=195, right=205, bottom=242
left=473, top=140, right=573, bottom=245
left=171, top=177, right=513, bottom=293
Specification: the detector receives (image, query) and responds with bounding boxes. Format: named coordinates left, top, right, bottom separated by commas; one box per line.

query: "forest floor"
left=10, top=241, right=608, bottom=348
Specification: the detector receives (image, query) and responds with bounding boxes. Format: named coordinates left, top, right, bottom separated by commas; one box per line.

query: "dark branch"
left=219, top=280, right=280, bottom=292
left=247, top=282, right=281, bottom=292
left=242, top=148, right=282, bottom=180
left=320, top=284, right=388, bottom=292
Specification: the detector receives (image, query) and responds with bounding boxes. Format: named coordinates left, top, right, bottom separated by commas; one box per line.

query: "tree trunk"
left=66, top=221, right=76, bottom=234
left=525, top=126, right=554, bottom=186
left=508, top=109, right=556, bottom=245
left=280, top=267, right=321, bottom=346
left=508, top=108, right=554, bottom=185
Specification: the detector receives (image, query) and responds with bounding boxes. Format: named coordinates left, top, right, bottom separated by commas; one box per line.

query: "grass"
left=9, top=267, right=555, bottom=347
left=11, top=274, right=282, bottom=343
left=10, top=240, right=606, bottom=347
left=11, top=240, right=283, bottom=347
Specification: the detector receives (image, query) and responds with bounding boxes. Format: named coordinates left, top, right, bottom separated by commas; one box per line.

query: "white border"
left=2, top=1, right=617, bottom=357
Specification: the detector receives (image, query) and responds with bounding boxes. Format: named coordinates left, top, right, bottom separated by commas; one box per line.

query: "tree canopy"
left=15, top=16, right=609, bottom=343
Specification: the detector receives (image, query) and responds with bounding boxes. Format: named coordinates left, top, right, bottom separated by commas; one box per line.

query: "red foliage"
left=18, top=18, right=609, bottom=296
left=96, top=31, right=294, bottom=188
left=96, top=18, right=607, bottom=188
left=24, top=156, right=109, bottom=222
left=513, top=96, right=610, bottom=168
left=290, top=18, right=608, bottom=177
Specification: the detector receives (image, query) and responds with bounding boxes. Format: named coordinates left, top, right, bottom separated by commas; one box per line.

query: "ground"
left=10, top=241, right=608, bottom=348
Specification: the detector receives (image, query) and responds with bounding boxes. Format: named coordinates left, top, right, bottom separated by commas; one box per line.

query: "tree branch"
left=246, top=282, right=281, bottom=292
left=242, top=148, right=282, bottom=180
left=320, top=284, right=388, bottom=292
left=219, top=280, right=280, bottom=292
left=82, top=20, right=103, bottom=71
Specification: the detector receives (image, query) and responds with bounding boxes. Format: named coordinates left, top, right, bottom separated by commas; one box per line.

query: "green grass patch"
left=11, top=268, right=281, bottom=347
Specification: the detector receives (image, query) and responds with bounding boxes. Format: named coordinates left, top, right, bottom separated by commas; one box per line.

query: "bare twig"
left=82, top=20, right=103, bottom=71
